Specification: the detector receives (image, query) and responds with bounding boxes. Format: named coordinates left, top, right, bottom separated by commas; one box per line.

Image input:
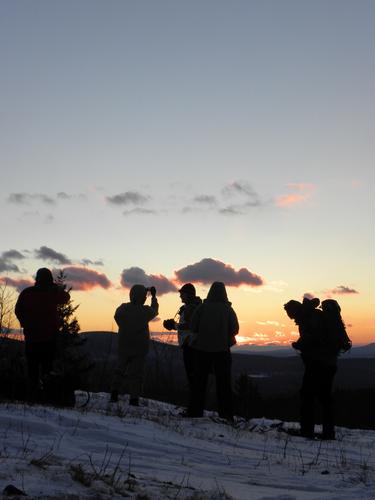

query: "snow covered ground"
left=0, top=393, right=374, bottom=499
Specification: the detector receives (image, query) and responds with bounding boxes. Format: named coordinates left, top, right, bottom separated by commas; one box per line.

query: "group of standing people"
left=111, top=281, right=239, bottom=420
left=14, top=268, right=351, bottom=441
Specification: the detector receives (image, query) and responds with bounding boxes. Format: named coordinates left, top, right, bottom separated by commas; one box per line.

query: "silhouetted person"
left=187, top=282, right=239, bottom=420
left=163, top=283, right=202, bottom=388
left=110, top=285, right=158, bottom=406
left=284, top=297, right=349, bottom=440
left=15, top=268, right=70, bottom=400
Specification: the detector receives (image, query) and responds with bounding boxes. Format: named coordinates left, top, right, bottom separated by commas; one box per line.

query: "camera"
left=146, top=286, right=156, bottom=296
left=163, top=318, right=176, bottom=331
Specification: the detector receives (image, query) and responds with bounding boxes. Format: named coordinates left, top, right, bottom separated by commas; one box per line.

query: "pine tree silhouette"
left=43, top=271, right=92, bottom=406
left=56, top=270, right=80, bottom=335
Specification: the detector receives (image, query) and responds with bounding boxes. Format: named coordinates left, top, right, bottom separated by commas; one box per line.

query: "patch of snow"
left=0, top=392, right=374, bottom=499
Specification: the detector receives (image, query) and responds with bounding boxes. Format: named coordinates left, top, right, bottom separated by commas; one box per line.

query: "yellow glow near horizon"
left=72, top=286, right=374, bottom=346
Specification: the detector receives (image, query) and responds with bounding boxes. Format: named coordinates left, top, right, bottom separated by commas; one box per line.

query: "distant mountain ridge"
left=80, top=331, right=375, bottom=401
left=81, top=331, right=375, bottom=358
left=233, top=342, right=375, bottom=358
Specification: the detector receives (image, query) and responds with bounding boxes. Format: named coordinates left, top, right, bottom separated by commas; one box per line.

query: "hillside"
left=0, top=393, right=374, bottom=499
left=3, top=332, right=375, bottom=429
left=79, top=332, right=375, bottom=396
left=76, top=332, right=375, bottom=430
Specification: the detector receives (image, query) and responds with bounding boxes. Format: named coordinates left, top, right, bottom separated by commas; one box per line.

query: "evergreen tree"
left=55, top=270, right=80, bottom=335
left=45, top=270, right=92, bottom=406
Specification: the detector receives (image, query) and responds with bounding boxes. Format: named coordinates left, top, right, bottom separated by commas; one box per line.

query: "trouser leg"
left=300, top=363, right=316, bottom=437
left=112, top=355, right=146, bottom=400
left=25, top=342, right=40, bottom=391
left=111, top=365, right=123, bottom=394
left=126, top=355, right=146, bottom=399
left=213, top=351, right=233, bottom=419
left=318, top=365, right=337, bottom=438
left=188, top=350, right=211, bottom=417
left=39, top=341, right=56, bottom=379
left=183, top=345, right=195, bottom=388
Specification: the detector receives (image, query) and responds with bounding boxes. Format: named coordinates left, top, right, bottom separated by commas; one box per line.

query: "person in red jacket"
left=15, top=268, right=70, bottom=396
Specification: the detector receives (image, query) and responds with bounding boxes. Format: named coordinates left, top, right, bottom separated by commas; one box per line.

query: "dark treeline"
left=1, top=335, right=374, bottom=430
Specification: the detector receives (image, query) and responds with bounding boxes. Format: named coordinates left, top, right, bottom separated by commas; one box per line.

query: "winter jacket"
left=190, top=283, right=239, bottom=353
left=177, top=296, right=202, bottom=347
left=115, top=285, right=159, bottom=358
left=15, top=284, right=70, bottom=342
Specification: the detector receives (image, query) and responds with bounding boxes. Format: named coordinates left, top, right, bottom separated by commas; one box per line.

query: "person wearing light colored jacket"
left=163, top=283, right=202, bottom=387
left=188, top=281, right=239, bottom=419
left=110, top=284, right=158, bottom=405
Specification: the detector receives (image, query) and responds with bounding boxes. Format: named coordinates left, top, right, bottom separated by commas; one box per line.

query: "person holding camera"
left=163, top=283, right=202, bottom=388
left=110, top=284, right=158, bottom=405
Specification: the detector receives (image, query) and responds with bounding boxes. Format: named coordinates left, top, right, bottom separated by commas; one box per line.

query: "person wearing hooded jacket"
left=15, top=268, right=70, bottom=396
left=187, top=281, right=239, bottom=420
left=110, top=284, right=158, bottom=405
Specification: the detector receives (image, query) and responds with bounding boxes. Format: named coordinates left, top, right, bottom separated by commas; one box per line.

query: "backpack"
left=320, top=299, right=352, bottom=355
left=321, top=314, right=352, bottom=355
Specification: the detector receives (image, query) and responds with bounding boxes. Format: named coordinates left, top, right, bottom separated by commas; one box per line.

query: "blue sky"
left=1, top=1, right=374, bottom=342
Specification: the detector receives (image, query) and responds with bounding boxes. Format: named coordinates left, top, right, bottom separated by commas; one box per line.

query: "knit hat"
left=35, top=268, right=54, bottom=286
left=178, top=283, right=196, bottom=296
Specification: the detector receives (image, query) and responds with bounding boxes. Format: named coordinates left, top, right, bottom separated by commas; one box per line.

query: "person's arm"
left=114, top=306, right=124, bottom=327
left=190, top=305, right=202, bottom=333
left=149, top=297, right=159, bottom=319
left=15, top=292, right=26, bottom=327
left=229, top=308, right=239, bottom=337
left=182, top=302, right=201, bottom=330
left=146, top=287, right=159, bottom=320
left=338, top=320, right=352, bottom=352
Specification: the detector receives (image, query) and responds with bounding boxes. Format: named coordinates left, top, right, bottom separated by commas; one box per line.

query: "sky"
left=1, top=1, right=374, bottom=344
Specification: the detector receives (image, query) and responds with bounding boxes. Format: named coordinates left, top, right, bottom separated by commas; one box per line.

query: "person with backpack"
left=187, top=282, right=239, bottom=420
left=110, top=285, right=158, bottom=406
left=15, top=268, right=70, bottom=401
left=284, top=297, right=350, bottom=440
left=163, top=283, right=202, bottom=389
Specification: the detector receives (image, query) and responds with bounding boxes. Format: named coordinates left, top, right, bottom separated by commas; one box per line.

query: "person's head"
left=129, top=284, right=147, bottom=305
left=178, top=283, right=196, bottom=304
left=284, top=300, right=303, bottom=320
left=35, top=268, right=54, bottom=287
left=321, top=299, right=341, bottom=314
left=206, top=282, right=229, bottom=303
left=302, top=297, right=320, bottom=311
